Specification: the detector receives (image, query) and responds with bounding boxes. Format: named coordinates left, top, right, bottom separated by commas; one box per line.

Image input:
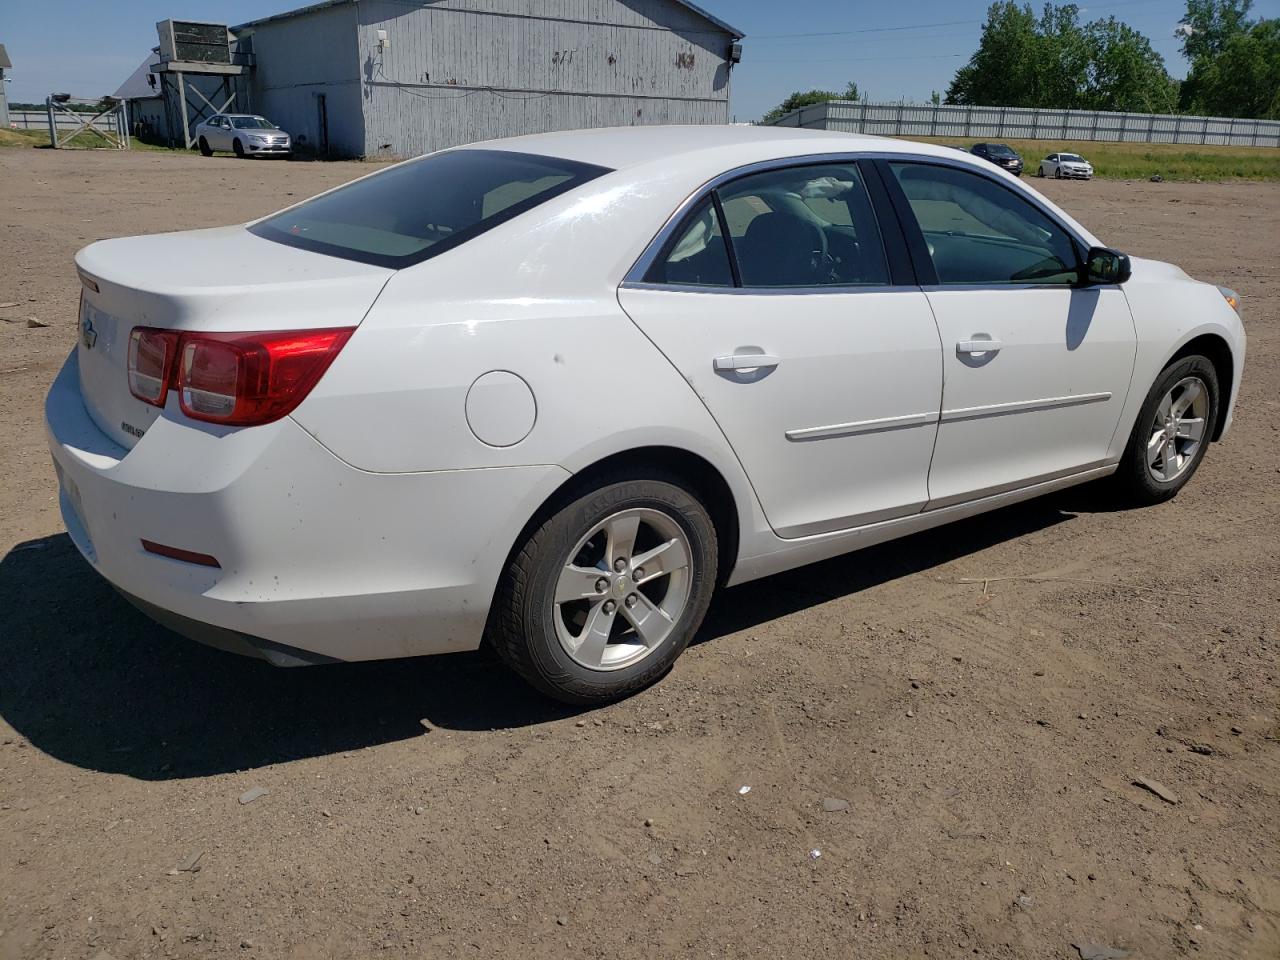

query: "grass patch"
left=901, top=136, right=1280, bottom=181
left=0, top=126, right=178, bottom=152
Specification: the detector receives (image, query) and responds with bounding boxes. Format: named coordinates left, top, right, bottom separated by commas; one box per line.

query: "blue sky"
left=3, top=0, right=1278, bottom=120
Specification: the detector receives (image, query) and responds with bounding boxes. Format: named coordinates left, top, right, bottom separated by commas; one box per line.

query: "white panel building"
left=231, top=0, right=743, bottom=158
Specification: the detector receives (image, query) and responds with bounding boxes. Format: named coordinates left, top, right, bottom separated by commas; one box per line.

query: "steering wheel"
left=800, top=220, right=831, bottom=282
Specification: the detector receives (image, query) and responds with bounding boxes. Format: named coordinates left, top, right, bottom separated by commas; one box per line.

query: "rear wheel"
left=1112, top=355, right=1218, bottom=505
left=490, top=473, right=718, bottom=705
left=233, top=138, right=245, bottom=159
left=198, top=136, right=213, bottom=157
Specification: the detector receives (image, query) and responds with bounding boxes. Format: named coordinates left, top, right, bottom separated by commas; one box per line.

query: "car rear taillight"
left=126, top=327, right=354, bottom=426
left=128, top=328, right=180, bottom=406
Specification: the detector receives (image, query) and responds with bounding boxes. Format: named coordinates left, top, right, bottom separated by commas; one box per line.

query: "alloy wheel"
left=553, top=507, right=692, bottom=671
left=1147, top=376, right=1209, bottom=483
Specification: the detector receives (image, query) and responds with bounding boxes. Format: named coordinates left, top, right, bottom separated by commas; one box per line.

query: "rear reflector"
left=141, top=539, right=221, bottom=568
left=126, top=326, right=354, bottom=426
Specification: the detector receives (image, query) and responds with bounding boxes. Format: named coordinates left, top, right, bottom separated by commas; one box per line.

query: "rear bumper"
left=45, top=351, right=568, bottom=663
left=116, top=588, right=340, bottom=666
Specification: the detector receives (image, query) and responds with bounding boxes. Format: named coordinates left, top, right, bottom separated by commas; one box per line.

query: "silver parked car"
left=195, top=114, right=291, bottom=159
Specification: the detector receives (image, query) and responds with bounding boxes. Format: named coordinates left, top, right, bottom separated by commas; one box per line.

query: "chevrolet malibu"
left=47, top=126, right=1244, bottom=704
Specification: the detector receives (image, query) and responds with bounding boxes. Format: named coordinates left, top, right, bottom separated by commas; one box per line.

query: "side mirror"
left=1083, top=246, right=1131, bottom=285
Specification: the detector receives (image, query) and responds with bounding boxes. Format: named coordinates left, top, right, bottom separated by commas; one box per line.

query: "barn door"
left=315, top=93, right=329, bottom=157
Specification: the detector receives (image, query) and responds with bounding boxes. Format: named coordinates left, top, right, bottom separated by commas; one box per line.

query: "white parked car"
left=194, top=114, right=291, bottom=159
left=1038, top=152, right=1094, bottom=179
left=48, top=127, right=1244, bottom=703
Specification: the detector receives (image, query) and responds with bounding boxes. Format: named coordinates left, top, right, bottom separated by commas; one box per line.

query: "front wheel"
left=233, top=138, right=245, bottom=159
left=489, top=473, right=718, bottom=705
left=1037, top=166, right=1045, bottom=177
left=1112, top=355, right=1219, bottom=506
left=1054, top=167, right=1062, bottom=179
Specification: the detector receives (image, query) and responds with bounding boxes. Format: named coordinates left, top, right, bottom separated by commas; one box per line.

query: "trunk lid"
left=74, top=225, right=391, bottom=450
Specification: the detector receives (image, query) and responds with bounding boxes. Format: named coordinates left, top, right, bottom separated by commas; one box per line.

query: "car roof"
left=467, top=124, right=994, bottom=175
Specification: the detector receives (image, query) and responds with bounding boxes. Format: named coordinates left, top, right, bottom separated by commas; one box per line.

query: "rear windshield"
left=249, top=149, right=612, bottom=268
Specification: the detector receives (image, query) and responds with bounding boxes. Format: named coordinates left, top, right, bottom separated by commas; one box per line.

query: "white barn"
left=230, top=0, right=743, bottom=159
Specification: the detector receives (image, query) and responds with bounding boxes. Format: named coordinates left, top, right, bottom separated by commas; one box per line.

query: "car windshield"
left=1060, top=154, right=1085, bottom=163
left=249, top=148, right=611, bottom=268
left=988, top=145, right=1016, bottom=157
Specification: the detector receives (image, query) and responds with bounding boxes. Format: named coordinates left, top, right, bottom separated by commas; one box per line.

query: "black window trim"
left=248, top=148, right=613, bottom=270
left=635, top=155, right=906, bottom=293
left=872, top=156, right=1089, bottom=289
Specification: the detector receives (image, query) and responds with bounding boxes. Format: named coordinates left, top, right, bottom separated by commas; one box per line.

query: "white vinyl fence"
left=769, top=101, right=1280, bottom=148
left=9, top=109, right=121, bottom=133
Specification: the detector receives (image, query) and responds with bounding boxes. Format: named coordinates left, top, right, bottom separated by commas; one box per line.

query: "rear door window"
left=647, top=199, right=734, bottom=287
left=250, top=149, right=611, bottom=268
left=718, top=163, right=889, bottom=288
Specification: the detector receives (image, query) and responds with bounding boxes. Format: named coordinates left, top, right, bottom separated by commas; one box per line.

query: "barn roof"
left=234, top=0, right=743, bottom=38
left=114, top=51, right=162, bottom=101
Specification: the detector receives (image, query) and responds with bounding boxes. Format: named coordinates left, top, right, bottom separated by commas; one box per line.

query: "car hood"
left=1128, top=256, right=1191, bottom=283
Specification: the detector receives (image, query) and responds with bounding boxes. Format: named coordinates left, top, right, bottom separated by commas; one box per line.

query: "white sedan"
left=1038, top=152, right=1094, bottom=179
left=47, top=127, right=1244, bottom=703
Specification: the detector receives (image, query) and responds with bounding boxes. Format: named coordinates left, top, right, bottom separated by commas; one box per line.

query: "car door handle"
left=713, top=353, right=780, bottom=371
left=957, top=338, right=1003, bottom=354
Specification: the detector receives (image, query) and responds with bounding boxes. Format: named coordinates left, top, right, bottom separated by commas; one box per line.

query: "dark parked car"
left=970, top=142, right=1023, bottom=176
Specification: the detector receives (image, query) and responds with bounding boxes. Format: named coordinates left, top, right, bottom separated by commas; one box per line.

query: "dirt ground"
left=0, top=147, right=1277, bottom=960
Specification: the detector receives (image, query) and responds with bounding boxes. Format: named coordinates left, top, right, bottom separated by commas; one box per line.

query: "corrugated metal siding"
left=356, top=0, right=733, bottom=157
left=777, top=100, right=1280, bottom=148
left=245, top=3, right=365, bottom=156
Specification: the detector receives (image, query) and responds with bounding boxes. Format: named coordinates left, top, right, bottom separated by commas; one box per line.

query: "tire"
left=1037, top=166, right=1045, bottom=177
left=490, top=472, right=719, bottom=705
left=198, top=136, right=213, bottom=157
left=1054, top=167, right=1062, bottom=179
left=233, top=138, right=245, bottom=159
left=1112, top=354, right=1219, bottom=506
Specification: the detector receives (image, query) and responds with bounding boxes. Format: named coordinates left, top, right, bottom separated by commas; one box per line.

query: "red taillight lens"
left=127, top=326, right=354, bottom=426
left=127, top=328, right=180, bottom=406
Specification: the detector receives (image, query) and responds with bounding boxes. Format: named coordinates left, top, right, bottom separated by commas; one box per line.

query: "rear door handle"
left=957, top=338, right=1003, bottom=354
left=714, top=353, right=780, bottom=371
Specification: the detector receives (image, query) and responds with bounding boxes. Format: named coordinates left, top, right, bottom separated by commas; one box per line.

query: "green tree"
left=1182, top=19, right=1280, bottom=117
left=1084, top=17, right=1180, bottom=112
left=945, top=2, right=1177, bottom=112
left=945, top=2, right=1042, bottom=107
left=1176, top=0, right=1255, bottom=61
left=760, top=81, right=859, bottom=125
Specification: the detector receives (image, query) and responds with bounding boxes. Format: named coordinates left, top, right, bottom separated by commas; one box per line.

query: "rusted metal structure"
left=44, top=96, right=130, bottom=149
left=151, top=20, right=254, bottom=149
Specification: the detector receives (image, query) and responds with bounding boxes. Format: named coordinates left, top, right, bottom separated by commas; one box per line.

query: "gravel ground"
left=0, top=147, right=1277, bottom=960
